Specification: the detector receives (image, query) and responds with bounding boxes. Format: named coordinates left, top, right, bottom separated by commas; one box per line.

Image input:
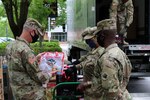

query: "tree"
left=1, top=0, right=31, bottom=38
left=1, top=0, right=67, bottom=38
left=0, top=19, right=13, bottom=37
left=0, top=3, right=13, bottom=37
left=28, top=0, right=67, bottom=29
left=28, top=0, right=51, bottom=29
left=0, top=3, right=6, bottom=18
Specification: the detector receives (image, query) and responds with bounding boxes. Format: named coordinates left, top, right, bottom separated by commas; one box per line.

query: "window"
left=51, top=32, right=67, bottom=42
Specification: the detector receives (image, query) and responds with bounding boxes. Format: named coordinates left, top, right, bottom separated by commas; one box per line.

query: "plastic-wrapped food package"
left=39, top=52, right=65, bottom=76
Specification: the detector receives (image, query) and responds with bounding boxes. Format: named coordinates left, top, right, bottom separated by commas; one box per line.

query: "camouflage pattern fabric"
left=77, top=46, right=104, bottom=99
left=69, top=40, right=91, bottom=51
left=90, top=43, right=132, bottom=100
left=109, top=0, right=134, bottom=37
left=6, top=37, right=50, bottom=100
left=93, top=19, right=116, bottom=35
left=24, top=18, right=45, bottom=37
left=78, top=50, right=93, bottom=62
left=82, top=27, right=97, bottom=40
left=79, top=47, right=104, bottom=81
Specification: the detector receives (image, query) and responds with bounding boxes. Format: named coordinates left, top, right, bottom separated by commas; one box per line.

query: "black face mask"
left=85, top=39, right=96, bottom=48
left=30, top=32, right=39, bottom=43
left=97, top=33, right=105, bottom=47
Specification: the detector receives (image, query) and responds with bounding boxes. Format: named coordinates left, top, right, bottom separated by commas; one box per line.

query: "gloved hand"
left=64, top=65, right=77, bottom=77
left=72, top=60, right=80, bottom=65
left=72, top=60, right=81, bottom=70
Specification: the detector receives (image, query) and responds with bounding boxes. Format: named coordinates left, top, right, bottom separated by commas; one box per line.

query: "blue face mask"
left=85, top=39, right=96, bottom=48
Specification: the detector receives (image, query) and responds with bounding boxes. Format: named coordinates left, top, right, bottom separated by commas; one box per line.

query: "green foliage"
left=0, top=0, right=67, bottom=37
left=0, top=3, right=13, bottom=37
left=0, top=3, right=6, bottom=17
left=28, top=0, right=67, bottom=28
left=0, top=42, right=9, bottom=55
left=0, top=41, right=62, bottom=55
left=0, top=20, right=14, bottom=38
left=28, top=0, right=50, bottom=28
left=30, top=41, right=62, bottom=55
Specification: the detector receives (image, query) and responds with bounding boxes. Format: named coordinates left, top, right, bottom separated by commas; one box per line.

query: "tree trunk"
left=2, top=0, right=31, bottom=38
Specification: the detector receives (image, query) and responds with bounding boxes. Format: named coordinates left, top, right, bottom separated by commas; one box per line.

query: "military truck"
left=66, top=0, right=150, bottom=77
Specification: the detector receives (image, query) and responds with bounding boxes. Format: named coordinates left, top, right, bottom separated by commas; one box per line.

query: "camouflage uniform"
left=91, top=43, right=132, bottom=100
left=6, top=37, right=50, bottom=100
left=78, top=27, right=98, bottom=62
left=91, top=19, right=132, bottom=100
left=78, top=51, right=92, bottom=62
left=6, top=18, right=50, bottom=100
left=76, top=27, right=105, bottom=99
left=82, top=47, right=104, bottom=100
left=109, top=0, right=134, bottom=37
left=78, top=47, right=104, bottom=82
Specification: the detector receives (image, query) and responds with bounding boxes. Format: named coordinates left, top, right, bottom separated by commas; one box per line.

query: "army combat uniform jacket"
left=76, top=46, right=104, bottom=99
left=6, top=37, right=50, bottom=100
left=110, top=0, right=134, bottom=36
left=77, top=46, right=104, bottom=81
left=91, top=43, right=132, bottom=100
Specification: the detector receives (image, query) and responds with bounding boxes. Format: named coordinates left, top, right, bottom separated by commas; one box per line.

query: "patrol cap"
left=93, top=19, right=116, bottom=35
left=69, top=40, right=91, bottom=51
left=24, top=18, right=45, bottom=37
left=82, top=27, right=97, bottom=40
left=81, top=27, right=91, bottom=38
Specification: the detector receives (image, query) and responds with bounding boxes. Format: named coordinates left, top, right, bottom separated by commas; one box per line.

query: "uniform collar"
left=91, top=46, right=102, bottom=54
left=105, top=43, right=118, bottom=52
left=16, top=37, right=30, bottom=47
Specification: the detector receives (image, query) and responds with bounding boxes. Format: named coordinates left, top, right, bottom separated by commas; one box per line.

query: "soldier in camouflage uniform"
left=109, top=0, right=134, bottom=44
left=6, top=18, right=51, bottom=100
left=76, top=27, right=104, bottom=100
left=76, top=27, right=104, bottom=69
left=76, top=27, right=104, bottom=63
left=77, top=19, right=132, bottom=100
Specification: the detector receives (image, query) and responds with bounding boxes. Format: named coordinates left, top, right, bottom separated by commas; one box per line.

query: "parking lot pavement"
left=131, top=93, right=150, bottom=100
left=127, top=77, right=150, bottom=100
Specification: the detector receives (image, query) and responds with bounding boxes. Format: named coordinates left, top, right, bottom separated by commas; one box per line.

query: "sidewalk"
left=131, top=93, right=150, bottom=100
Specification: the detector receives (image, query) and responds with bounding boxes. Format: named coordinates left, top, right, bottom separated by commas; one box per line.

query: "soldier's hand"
left=65, top=65, right=77, bottom=76
left=51, top=70, right=59, bottom=76
left=77, top=82, right=86, bottom=91
left=75, top=64, right=81, bottom=70
left=72, top=60, right=80, bottom=65
left=36, top=52, right=46, bottom=62
left=77, top=81, right=91, bottom=91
